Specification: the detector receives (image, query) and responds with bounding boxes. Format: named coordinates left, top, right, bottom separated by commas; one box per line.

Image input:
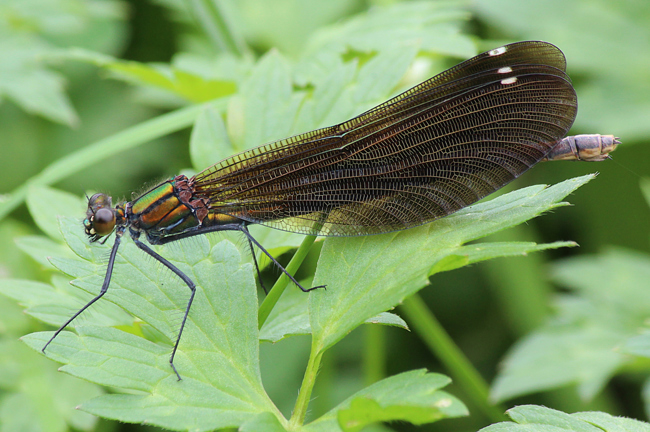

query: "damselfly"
left=43, top=41, right=618, bottom=379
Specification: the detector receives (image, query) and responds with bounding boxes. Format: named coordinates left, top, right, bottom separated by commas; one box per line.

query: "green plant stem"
left=258, top=234, right=318, bottom=328
left=0, top=103, right=213, bottom=221
left=363, top=324, right=386, bottom=385
left=184, top=0, right=248, bottom=56
left=400, top=293, right=508, bottom=423
left=289, top=341, right=324, bottom=428
left=483, top=226, right=551, bottom=334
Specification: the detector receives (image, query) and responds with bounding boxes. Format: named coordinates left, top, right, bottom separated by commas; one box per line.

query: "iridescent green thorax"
left=129, top=175, right=209, bottom=236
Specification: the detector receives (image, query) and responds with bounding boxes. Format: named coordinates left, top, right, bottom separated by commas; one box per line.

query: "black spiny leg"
left=239, top=225, right=325, bottom=293
left=155, top=222, right=324, bottom=294
left=43, top=227, right=125, bottom=353
left=132, top=231, right=195, bottom=381
left=243, top=228, right=269, bottom=294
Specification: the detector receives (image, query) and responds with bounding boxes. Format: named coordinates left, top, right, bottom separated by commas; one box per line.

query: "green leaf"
left=0, top=35, right=77, bottom=125
left=0, top=338, right=102, bottom=432
left=190, top=104, right=233, bottom=171
left=0, top=275, right=132, bottom=329
left=228, top=50, right=304, bottom=151
left=480, top=405, right=650, bottom=432
left=300, top=1, right=475, bottom=84
left=304, top=369, right=467, bottom=432
left=15, top=235, right=74, bottom=268
left=240, top=411, right=287, bottom=432
left=294, top=42, right=420, bottom=132
left=365, top=312, right=408, bottom=330
left=492, top=248, right=650, bottom=402
left=260, top=280, right=312, bottom=342
left=429, top=241, right=576, bottom=274
left=310, top=175, right=594, bottom=352
left=237, top=0, right=356, bottom=56
left=0, top=294, right=30, bottom=336
left=67, top=48, right=237, bottom=103
left=23, top=218, right=282, bottom=430
left=26, top=185, right=85, bottom=241
left=641, top=178, right=650, bottom=209
left=260, top=285, right=407, bottom=343
left=352, top=43, right=420, bottom=104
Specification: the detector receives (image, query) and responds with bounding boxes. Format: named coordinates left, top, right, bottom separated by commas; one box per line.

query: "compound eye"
left=93, top=207, right=116, bottom=236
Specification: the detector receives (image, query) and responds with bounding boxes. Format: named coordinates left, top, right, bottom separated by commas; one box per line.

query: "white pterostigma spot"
left=501, top=77, right=517, bottom=85
left=489, top=46, right=507, bottom=56
left=497, top=66, right=512, bottom=74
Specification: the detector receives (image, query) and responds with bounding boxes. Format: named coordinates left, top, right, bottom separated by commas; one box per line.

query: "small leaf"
left=190, top=105, right=233, bottom=171
left=305, top=369, right=467, bottom=432
left=0, top=338, right=102, bottom=432
left=640, top=178, right=650, bottom=209
left=480, top=405, right=650, bottom=432
left=492, top=248, right=650, bottom=402
left=67, top=48, right=237, bottom=103
left=229, top=50, right=304, bottom=151
left=260, top=282, right=311, bottom=342
left=26, top=186, right=84, bottom=241
left=364, top=312, right=408, bottom=330
left=0, top=35, right=77, bottom=125
left=301, top=2, right=475, bottom=80
left=15, top=235, right=73, bottom=268
left=430, top=241, right=577, bottom=274
left=352, top=43, right=420, bottom=104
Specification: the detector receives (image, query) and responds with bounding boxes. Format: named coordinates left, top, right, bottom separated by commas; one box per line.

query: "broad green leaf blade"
left=574, top=411, right=650, bottom=432
left=480, top=405, right=650, bottom=432
left=23, top=217, right=282, bottom=430
left=67, top=48, right=237, bottom=103
left=15, top=235, right=74, bottom=268
left=292, top=60, right=357, bottom=132
left=0, top=293, right=30, bottom=336
left=190, top=105, right=233, bottom=171
left=310, top=175, right=594, bottom=351
left=640, top=178, right=650, bottom=209
left=0, top=338, right=102, bottom=432
left=0, top=35, right=77, bottom=125
left=304, top=370, right=467, bottom=432
left=26, top=186, right=85, bottom=241
left=294, top=41, right=419, bottom=133
left=352, top=44, right=420, bottom=105
left=240, top=412, right=287, bottom=432
left=260, top=282, right=311, bottom=342
left=229, top=50, right=304, bottom=151
left=299, top=2, right=475, bottom=84
left=0, top=276, right=132, bottom=329
left=429, top=241, right=576, bottom=274
left=492, top=248, right=650, bottom=402
left=259, top=283, right=407, bottom=343
left=491, top=326, right=624, bottom=404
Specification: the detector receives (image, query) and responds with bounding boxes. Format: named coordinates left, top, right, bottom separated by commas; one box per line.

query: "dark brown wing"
left=193, top=41, right=577, bottom=236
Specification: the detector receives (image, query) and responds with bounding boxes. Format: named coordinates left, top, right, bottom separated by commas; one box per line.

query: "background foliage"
left=0, top=0, right=649, bottom=431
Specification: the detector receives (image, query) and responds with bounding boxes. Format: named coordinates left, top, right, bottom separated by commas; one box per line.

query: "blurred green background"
left=0, top=0, right=649, bottom=431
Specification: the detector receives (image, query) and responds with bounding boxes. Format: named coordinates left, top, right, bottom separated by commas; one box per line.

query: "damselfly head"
left=84, top=193, right=116, bottom=241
